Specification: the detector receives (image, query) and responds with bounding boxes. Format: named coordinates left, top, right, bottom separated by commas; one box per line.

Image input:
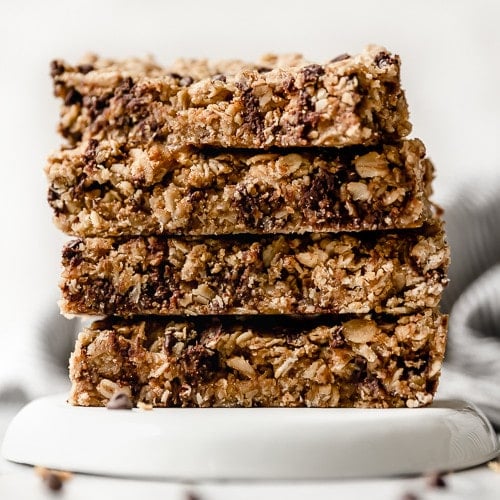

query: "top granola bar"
left=52, top=45, right=411, bottom=148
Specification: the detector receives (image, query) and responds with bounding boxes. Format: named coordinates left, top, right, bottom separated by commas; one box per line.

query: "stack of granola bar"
left=46, top=46, right=449, bottom=408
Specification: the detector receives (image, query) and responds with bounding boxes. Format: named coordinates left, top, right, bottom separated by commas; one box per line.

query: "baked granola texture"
left=59, top=220, right=449, bottom=317
left=47, top=139, right=433, bottom=237
left=68, top=310, right=447, bottom=408
left=51, top=45, right=411, bottom=149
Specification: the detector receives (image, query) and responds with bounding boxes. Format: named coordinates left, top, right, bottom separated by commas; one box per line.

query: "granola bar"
left=59, top=221, right=449, bottom=317
left=52, top=45, right=411, bottom=148
left=47, top=139, right=433, bottom=237
left=68, top=310, right=447, bottom=408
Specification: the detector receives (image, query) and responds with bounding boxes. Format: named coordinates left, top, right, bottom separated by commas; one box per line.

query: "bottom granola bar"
left=69, top=310, right=447, bottom=408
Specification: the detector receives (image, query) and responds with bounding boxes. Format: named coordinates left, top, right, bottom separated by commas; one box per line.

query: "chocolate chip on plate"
left=106, top=390, right=133, bottom=410
left=330, top=53, right=351, bottom=63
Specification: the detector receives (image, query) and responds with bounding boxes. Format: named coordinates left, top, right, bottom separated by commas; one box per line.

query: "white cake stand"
left=2, top=395, right=498, bottom=480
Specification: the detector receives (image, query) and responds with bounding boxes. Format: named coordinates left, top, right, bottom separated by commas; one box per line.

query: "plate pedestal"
left=2, top=395, right=498, bottom=480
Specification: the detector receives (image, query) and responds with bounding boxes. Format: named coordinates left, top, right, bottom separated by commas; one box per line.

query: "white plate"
left=2, top=395, right=498, bottom=480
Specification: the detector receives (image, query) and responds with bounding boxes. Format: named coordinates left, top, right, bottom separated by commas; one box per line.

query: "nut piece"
left=342, top=319, right=378, bottom=343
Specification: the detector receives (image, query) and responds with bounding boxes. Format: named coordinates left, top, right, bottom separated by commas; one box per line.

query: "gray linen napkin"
left=0, top=176, right=499, bottom=427
left=0, top=302, right=77, bottom=405
left=438, top=174, right=500, bottom=427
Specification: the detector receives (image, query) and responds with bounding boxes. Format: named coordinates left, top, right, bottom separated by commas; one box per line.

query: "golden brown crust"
left=69, top=310, right=447, bottom=408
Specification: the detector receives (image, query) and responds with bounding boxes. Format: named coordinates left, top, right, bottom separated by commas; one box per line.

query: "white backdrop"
left=0, top=0, right=499, bottom=360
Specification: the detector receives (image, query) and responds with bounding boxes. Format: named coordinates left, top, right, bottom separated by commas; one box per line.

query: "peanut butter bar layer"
left=52, top=45, right=411, bottom=148
left=47, top=139, right=432, bottom=237
left=69, top=310, right=447, bottom=408
left=60, top=221, right=449, bottom=317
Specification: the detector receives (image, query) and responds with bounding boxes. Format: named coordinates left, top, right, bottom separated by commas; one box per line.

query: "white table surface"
left=1, top=403, right=499, bottom=500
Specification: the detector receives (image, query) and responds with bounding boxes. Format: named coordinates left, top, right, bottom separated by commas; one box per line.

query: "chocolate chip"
left=77, top=64, right=94, bottom=74
left=256, top=66, right=271, bottom=74
left=44, top=472, right=63, bottom=491
left=400, top=493, right=419, bottom=500
left=64, top=88, right=83, bottom=106
left=212, top=74, right=226, bottom=83
left=239, top=87, right=263, bottom=136
left=282, top=75, right=295, bottom=93
left=47, top=186, right=59, bottom=203
left=50, top=60, right=65, bottom=78
left=183, top=344, right=219, bottom=385
left=302, top=64, right=325, bottom=83
left=84, top=92, right=113, bottom=121
left=301, top=167, right=338, bottom=214
left=35, top=467, right=72, bottom=493
left=116, top=76, right=134, bottom=96
left=164, top=333, right=176, bottom=353
left=374, top=51, right=397, bottom=69
left=106, top=390, right=133, bottom=410
left=168, top=72, right=182, bottom=80
left=62, top=239, right=83, bottom=264
left=426, top=471, right=447, bottom=488
left=233, top=184, right=265, bottom=228
left=351, top=356, right=368, bottom=383
left=185, top=491, right=201, bottom=500
left=330, top=53, right=351, bottom=63
left=329, top=329, right=346, bottom=348
left=180, top=76, right=194, bottom=87
left=83, top=138, right=99, bottom=171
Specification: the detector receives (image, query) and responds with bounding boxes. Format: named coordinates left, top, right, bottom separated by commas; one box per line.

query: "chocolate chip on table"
left=400, top=492, right=419, bottom=500
left=106, top=390, right=133, bottom=410
left=426, top=471, right=447, bottom=488
left=35, top=466, right=72, bottom=493
left=185, top=491, right=202, bottom=500
left=44, top=472, right=63, bottom=491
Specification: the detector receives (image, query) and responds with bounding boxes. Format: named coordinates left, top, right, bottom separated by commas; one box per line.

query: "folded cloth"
left=0, top=301, right=77, bottom=404
left=438, top=174, right=500, bottom=427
